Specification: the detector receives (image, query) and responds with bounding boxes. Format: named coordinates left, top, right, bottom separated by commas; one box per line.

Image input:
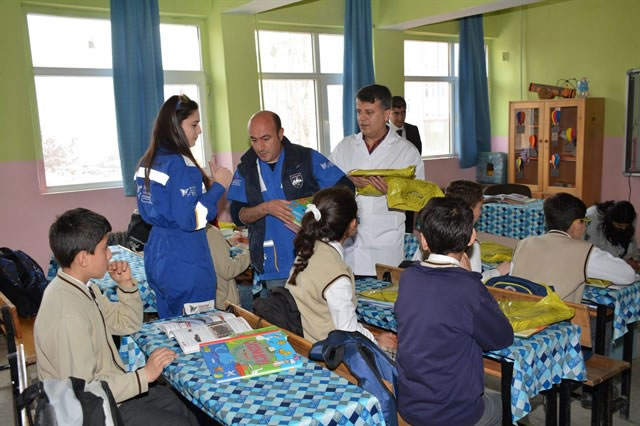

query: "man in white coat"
left=330, top=84, right=424, bottom=276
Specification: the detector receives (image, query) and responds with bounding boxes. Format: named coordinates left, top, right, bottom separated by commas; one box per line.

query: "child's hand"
left=496, top=261, right=511, bottom=275
left=376, top=332, right=397, bottom=349
left=143, top=347, right=177, bottom=383
left=228, top=232, right=242, bottom=246
left=107, top=260, right=134, bottom=288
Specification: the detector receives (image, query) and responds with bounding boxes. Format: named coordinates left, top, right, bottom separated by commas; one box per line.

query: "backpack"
left=0, top=248, right=48, bottom=317
left=485, top=275, right=554, bottom=296
left=252, top=287, right=304, bottom=336
left=126, top=212, right=152, bottom=252
left=309, top=330, right=398, bottom=426
left=16, top=377, right=123, bottom=426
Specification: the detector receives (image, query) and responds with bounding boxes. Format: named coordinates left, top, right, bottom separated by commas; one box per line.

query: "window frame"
left=24, top=9, right=212, bottom=193
left=256, top=28, right=343, bottom=156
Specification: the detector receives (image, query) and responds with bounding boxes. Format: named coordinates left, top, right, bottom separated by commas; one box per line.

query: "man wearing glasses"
left=510, top=193, right=637, bottom=304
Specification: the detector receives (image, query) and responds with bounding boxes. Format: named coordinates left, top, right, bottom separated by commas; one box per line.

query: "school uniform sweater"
left=286, top=241, right=356, bottom=343
left=511, top=231, right=593, bottom=303
left=35, top=272, right=147, bottom=404
left=395, top=257, right=513, bottom=426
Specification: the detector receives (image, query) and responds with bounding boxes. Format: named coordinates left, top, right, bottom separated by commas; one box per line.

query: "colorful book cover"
left=200, top=326, right=303, bottom=383
left=285, top=196, right=313, bottom=233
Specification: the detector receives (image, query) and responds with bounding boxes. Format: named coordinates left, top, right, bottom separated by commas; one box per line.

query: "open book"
left=156, top=312, right=252, bottom=354
left=483, top=193, right=536, bottom=204
left=200, top=326, right=303, bottom=383
left=284, top=196, right=313, bottom=233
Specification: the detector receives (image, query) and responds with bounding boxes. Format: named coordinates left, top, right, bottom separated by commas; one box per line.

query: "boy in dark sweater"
left=395, top=197, right=513, bottom=426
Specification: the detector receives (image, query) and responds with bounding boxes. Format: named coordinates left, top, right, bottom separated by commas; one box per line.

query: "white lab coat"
left=330, top=129, right=424, bottom=275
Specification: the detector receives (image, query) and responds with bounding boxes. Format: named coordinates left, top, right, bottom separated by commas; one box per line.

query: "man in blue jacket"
left=227, top=111, right=353, bottom=301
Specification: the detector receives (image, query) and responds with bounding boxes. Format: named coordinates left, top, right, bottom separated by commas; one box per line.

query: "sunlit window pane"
left=405, top=81, right=451, bottom=156
left=27, top=14, right=112, bottom=68
left=165, top=84, right=206, bottom=167
left=262, top=80, right=318, bottom=150
left=327, top=84, right=344, bottom=152
left=404, top=40, right=449, bottom=77
left=160, top=24, right=201, bottom=71
left=35, top=76, right=121, bottom=186
left=319, top=34, right=344, bottom=73
left=258, top=31, right=313, bottom=73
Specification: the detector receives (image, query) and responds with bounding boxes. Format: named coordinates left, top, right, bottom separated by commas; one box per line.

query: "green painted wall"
left=487, top=0, right=640, bottom=138
left=373, top=0, right=496, bottom=28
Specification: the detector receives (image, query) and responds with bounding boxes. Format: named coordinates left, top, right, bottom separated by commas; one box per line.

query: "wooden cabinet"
left=507, top=98, right=604, bottom=206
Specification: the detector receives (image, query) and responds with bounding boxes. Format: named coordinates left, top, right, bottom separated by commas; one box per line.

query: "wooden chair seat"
left=0, top=292, right=37, bottom=365
left=584, top=355, right=630, bottom=387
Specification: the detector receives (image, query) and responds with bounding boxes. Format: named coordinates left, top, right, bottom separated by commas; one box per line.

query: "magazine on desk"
left=483, top=194, right=536, bottom=204
left=155, top=312, right=252, bottom=354
left=200, top=326, right=303, bottom=383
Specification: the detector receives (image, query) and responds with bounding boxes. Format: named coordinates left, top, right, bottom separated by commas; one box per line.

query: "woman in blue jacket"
left=136, top=94, right=232, bottom=318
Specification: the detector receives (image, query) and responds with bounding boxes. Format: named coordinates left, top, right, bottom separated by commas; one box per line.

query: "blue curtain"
left=457, top=15, right=491, bottom=168
left=343, top=0, right=375, bottom=136
left=111, top=0, right=164, bottom=196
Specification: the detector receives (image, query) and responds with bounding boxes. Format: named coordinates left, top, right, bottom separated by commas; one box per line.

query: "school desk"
left=118, top=315, right=385, bottom=425
left=355, top=277, right=586, bottom=424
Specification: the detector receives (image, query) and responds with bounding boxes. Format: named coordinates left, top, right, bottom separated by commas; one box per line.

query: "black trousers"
left=118, top=384, right=200, bottom=426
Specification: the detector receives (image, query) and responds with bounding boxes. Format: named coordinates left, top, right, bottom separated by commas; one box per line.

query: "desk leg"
left=620, top=322, right=634, bottom=419
left=595, top=305, right=607, bottom=355
left=501, top=360, right=513, bottom=426
left=541, top=386, right=558, bottom=426
left=559, top=381, right=572, bottom=426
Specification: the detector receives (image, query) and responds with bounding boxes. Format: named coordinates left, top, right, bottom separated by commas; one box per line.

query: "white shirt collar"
left=421, top=253, right=462, bottom=268
left=388, top=121, right=403, bottom=132
left=328, top=240, right=344, bottom=259
left=58, top=269, right=92, bottom=288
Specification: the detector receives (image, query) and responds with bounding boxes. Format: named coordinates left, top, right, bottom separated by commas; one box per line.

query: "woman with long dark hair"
left=285, top=187, right=396, bottom=348
left=585, top=200, right=639, bottom=266
left=136, top=94, right=232, bottom=318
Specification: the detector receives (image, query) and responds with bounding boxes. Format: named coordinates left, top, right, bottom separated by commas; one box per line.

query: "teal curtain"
left=457, top=15, right=491, bottom=168
left=111, top=0, right=164, bottom=195
left=343, top=0, right=375, bottom=136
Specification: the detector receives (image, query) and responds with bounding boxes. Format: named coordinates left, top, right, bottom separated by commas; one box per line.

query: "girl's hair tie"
left=305, top=203, right=321, bottom=221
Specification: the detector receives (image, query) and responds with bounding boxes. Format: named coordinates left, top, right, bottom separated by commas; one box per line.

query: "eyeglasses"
left=574, top=217, right=592, bottom=225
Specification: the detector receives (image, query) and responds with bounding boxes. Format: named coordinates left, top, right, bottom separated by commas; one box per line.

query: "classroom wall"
left=485, top=0, right=640, bottom=240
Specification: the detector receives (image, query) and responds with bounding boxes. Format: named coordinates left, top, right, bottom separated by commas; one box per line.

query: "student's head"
left=356, top=84, right=392, bottom=139
left=288, top=187, right=358, bottom=285
left=248, top=111, right=284, bottom=164
left=597, top=200, right=636, bottom=252
left=139, top=94, right=209, bottom=189
left=543, top=193, right=587, bottom=238
left=49, top=208, right=112, bottom=274
left=416, top=197, right=475, bottom=256
left=445, top=180, right=484, bottom=223
left=390, top=96, right=407, bottom=128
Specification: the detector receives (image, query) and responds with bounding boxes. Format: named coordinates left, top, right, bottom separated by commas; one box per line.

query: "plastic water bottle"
left=577, top=77, right=589, bottom=97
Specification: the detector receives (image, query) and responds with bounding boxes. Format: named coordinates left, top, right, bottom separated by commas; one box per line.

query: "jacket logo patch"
left=319, top=161, right=335, bottom=170
left=290, top=173, right=303, bottom=188
left=179, top=186, right=197, bottom=197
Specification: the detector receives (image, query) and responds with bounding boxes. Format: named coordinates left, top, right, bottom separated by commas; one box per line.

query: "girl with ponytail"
left=286, top=187, right=397, bottom=349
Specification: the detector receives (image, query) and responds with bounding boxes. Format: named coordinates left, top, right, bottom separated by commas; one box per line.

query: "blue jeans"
left=237, top=283, right=255, bottom=312
left=259, top=278, right=287, bottom=298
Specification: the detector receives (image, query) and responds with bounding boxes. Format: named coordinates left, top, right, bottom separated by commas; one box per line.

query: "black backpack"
left=127, top=212, right=153, bottom=252
left=16, top=377, right=123, bottom=426
left=0, top=248, right=48, bottom=317
left=252, top=287, right=304, bottom=336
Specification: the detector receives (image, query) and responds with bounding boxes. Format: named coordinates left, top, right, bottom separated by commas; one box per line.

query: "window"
left=257, top=30, right=343, bottom=155
left=26, top=14, right=209, bottom=191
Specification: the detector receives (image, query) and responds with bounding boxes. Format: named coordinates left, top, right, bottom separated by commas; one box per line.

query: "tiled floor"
left=1, top=337, right=639, bottom=425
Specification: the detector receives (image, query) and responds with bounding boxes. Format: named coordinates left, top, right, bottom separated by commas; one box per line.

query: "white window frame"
left=26, top=11, right=211, bottom=193
left=256, top=30, right=342, bottom=156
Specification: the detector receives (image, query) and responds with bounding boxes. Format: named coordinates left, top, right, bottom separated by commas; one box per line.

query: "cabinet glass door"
left=544, top=104, right=578, bottom=190
left=512, top=105, right=541, bottom=187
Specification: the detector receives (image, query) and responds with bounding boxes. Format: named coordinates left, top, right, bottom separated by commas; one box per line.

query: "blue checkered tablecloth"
left=475, top=200, right=545, bottom=239
left=119, top=317, right=385, bottom=425
left=582, top=281, right=640, bottom=340
left=403, top=233, right=419, bottom=260
left=355, top=278, right=585, bottom=423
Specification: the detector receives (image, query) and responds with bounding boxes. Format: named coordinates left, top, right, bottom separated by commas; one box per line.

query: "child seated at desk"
left=511, top=193, right=637, bottom=304
left=396, top=197, right=513, bottom=426
left=35, top=208, right=198, bottom=426
left=285, top=187, right=396, bottom=349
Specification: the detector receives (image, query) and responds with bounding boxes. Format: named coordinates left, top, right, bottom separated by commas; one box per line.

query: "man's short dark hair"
left=49, top=208, right=112, bottom=268
left=391, top=96, right=407, bottom=109
left=445, top=180, right=484, bottom=209
left=417, top=197, right=474, bottom=255
left=543, top=193, right=586, bottom=232
left=268, top=111, right=282, bottom=132
left=356, top=84, right=392, bottom=110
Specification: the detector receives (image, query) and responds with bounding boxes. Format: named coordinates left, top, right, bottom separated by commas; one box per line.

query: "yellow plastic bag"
left=359, top=284, right=399, bottom=303
left=349, top=166, right=416, bottom=196
left=480, top=241, right=513, bottom=263
left=387, top=179, right=444, bottom=212
left=497, top=290, right=575, bottom=332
